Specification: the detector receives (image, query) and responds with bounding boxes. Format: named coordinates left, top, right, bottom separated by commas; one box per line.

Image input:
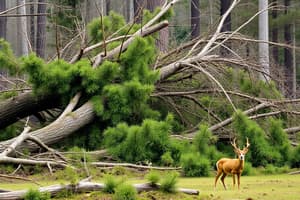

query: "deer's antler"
left=230, top=138, right=239, bottom=151
left=245, top=137, right=250, bottom=149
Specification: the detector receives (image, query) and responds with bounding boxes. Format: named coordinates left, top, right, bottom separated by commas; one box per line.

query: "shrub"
left=145, top=170, right=160, bottom=185
left=181, top=153, right=210, bottom=177
left=242, top=162, right=253, bottom=176
left=160, top=172, right=179, bottom=193
left=161, top=152, right=174, bottom=166
left=103, top=175, right=121, bottom=194
left=291, top=145, right=300, bottom=168
left=113, top=183, right=137, bottom=200
left=24, top=189, right=50, bottom=200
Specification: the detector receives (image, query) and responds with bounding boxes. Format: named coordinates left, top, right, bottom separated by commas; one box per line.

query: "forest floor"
left=0, top=170, right=299, bottom=200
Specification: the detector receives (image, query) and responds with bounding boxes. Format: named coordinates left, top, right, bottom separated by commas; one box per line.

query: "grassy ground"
left=0, top=173, right=299, bottom=199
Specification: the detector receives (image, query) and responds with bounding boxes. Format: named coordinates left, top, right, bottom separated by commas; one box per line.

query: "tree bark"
left=258, top=0, right=270, bottom=81
left=17, top=0, right=29, bottom=56
left=0, top=181, right=199, bottom=200
left=220, top=0, right=231, bottom=55
left=0, top=92, right=60, bottom=129
left=36, top=0, right=46, bottom=58
left=29, top=0, right=35, bottom=51
left=284, top=0, right=294, bottom=98
left=134, top=0, right=145, bottom=23
left=146, top=0, right=169, bottom=52
left=0, top=0, right=7, bottom=39
left=271, top=0, right=278, bottom=64
left=191, top=0, right=200, bottom=39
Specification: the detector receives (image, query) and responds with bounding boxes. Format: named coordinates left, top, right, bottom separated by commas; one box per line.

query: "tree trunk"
left=29, top=0, right=35, bottom=51
left=271, top=0, right=278, bottom=64
left=0, top=0, right=7, bottom=39
left=284, top=0, right=294, bottom=98
left=220, top=0, right=231, bottom=55
left=124, top=0, right=134, bottom=22
left=220, top=0, right=231, bottom=32
left=147, top=0, right=169, bottom=52
left=191, top=0, right=200, bottom=39
left=17, top=0, right=29, bottom=56
left=106, top=0, right=110, bottom=15
left=134, top=0, right=145, bottom=23
left=0, top=92, right=60, bottom=129
left=36, top=0, right=46, bottom=58
left=258, top=0, right=270, bottom=81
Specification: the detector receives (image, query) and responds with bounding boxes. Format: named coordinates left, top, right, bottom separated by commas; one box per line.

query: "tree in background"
left=17, top=0, right=29, bottom=56
left=147, top=0, right=169, bottom=52
left=191, top=0, right=200, bottom=39
left=284, top=0, right=295, bottom=97
left=220, top=0, right=231, bottom=55
left=36, top=0, right=46, bottom=58
left=258, top=0, right=270, bottom=81
left=0, top=0, right=7, bottom=39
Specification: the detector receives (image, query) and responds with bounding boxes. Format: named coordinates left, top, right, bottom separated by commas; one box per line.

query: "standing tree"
left=271, top=0, right=279, bottom=65
left=36, top=0, right=46, bottom=58
left=18, top=0, right=29, bottom=56
left=147, top=0, right=169, bottom=52
left=134, top=0, right=145, bottom=23
left=29, top=0, right=35, bottom=51
left=220, top=0, right=231, bottom=55
left=284, top=0, right=294, bottom=97
left=258, top=0, right=270, bottom=81
left=0, top=0, right=7, bottom=39
left=191, top=0, right=200, bottom=39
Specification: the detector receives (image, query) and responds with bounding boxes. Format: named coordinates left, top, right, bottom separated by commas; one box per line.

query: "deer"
left=214, top=138, right=250, bottom=190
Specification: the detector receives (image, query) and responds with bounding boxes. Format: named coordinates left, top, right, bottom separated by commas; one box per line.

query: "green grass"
left=0, top=174, right=299, bottom=199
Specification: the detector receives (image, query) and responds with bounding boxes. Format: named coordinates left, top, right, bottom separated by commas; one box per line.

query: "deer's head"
left=231, top=138, right=250, bottom=161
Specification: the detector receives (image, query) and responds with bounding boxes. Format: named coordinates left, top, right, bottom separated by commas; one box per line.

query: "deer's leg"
left=221, top=173, right=227, bottom=190
left=232, top=174, right=236, bottom=189
left=237, top=173, right=241, bottom=190
left=215, top=171, right=223, bottom=189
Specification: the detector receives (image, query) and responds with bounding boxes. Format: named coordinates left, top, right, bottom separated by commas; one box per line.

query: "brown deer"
left=215, top=138, right=250, bottom=190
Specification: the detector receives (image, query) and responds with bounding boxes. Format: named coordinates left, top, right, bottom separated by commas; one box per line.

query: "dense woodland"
left=0, top=0, right=300, bottom=199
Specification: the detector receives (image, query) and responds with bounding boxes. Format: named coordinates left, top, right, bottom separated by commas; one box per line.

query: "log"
left=0, top=181, right=199, bottom=200
left=91, top=161, right=182, bottom=171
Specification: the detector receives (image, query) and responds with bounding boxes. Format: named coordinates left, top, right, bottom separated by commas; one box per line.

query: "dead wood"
left=0, top=181, right=199, bottom=200
left=91, top=161, right=182, bottom=171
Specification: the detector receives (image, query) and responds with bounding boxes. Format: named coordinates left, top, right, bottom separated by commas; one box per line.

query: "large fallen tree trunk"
left=0, top=181, right=199, bottom=200
left=0, top=92, right=60, bottom=129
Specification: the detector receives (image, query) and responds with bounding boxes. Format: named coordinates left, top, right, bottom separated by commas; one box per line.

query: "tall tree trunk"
left=191, top=0, right=200, bottom=39
left=220, top=0, right=231, bottom=32
left=284, top=0, right=294, bottom=98
left=124, top=0, right=134, bottom=22
left=220, top=0, right=231, bottom=55
left=0, top=0, right=7, bottom=39
left=258, top=0, right=270, bottom=81
left=271, top=0, right=278, bottom=64
left=29, top=0, right=35, bottom=51
left=36, top=0, right=46, bottom=58
left=106, top=0, right=110, bottom=15
left=17, top=0, right=29, bottom=56
left=134, top=0, right=145, bottom=23
left=147, top=0, right=168, bottom=52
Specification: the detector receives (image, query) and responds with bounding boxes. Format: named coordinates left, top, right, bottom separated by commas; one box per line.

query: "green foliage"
left=233, top=111, right=280, bottom=167
left=104, top=117, right=176, bottom=164
left=120, top=36, right=158, bottom=84
left=66, top=146, right=91, bottom=163
left=180, top=153, right=210, bottom=177
left=113, top=183, right=137, bottom=200
left=291, top=145, right=300, bottom=168
left=103, top=175, right=121, bottom=194
left=145, top=170, right=160, bottom=185
left=0, top=39, right=18, bottom=75
left=160, top=172, right=179, bottom=193
left=0, top=125, right=19, bottom=141
left=61, top=167, right=79, bottom=185
left=161, top=152, right=174, bottom=166
left=24, top=189, right=50, bottom=200
left=242, top=162, right=254, bottom=176
left=88, top=11, right=126, bottom=43
left=268, top=119, right=292, bottom=166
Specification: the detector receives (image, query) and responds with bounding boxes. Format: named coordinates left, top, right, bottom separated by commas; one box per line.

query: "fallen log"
left=91, top=161, right=182, bottom=171
left=0, top=181, right=199, bottom=200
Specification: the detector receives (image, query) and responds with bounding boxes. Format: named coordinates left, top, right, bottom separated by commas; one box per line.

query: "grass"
left=0, top=173, right=299, bottom=199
